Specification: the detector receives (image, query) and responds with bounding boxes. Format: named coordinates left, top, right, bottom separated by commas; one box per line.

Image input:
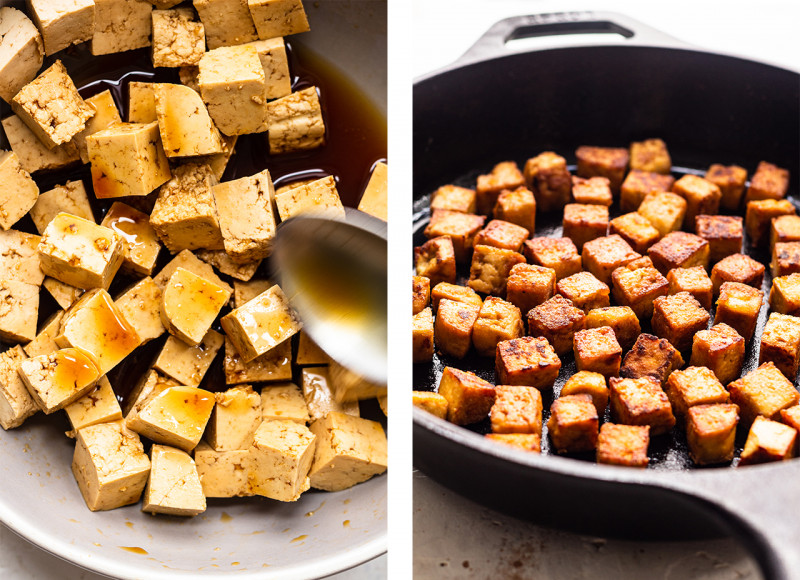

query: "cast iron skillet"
left=413, top=12, right=800, bottom=580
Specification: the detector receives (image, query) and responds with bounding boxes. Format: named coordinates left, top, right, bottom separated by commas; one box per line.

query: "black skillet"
left=413, top=12, right=800, bottom=580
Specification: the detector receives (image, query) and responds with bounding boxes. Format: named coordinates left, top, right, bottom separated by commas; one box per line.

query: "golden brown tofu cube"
left=484, top=433, right=541, bottom=452
left=629, top=138, right=671, bottom=174
left=690, top=323, right=745, bottom=385
left=584, top=306, right=640, bottom=351
left=476, top=161, right=525, bottom=215
left=780, top=405, right=800, bottom=434
left=770, top=215, right=800, bottom=253
left=562, top=203, right=609, bottom=251
left=412, top=391, right=447, bottom=419
left=705, top=164, right=747, bottom=211
left=745, top=199, right=796, bottom=248
left=686, top=403, right=739, bottom=465
left=414, top=236, right=456, bottom=286
left=611, top=265, right=669, bottom=321
left=667, top=266, right=713, bottom=310
left=412, top=276, right=430, bottom=315
left=430, top=282, right=483, bottom=312
left=729, top=362, right=800, bottom=425
left=412, top=307, right=434, bottom=363
left=495, top=336, right=561, bottom=389
left=609, top=212, right=661, bottom=254
left=527, top=295, right=585, bottom=355
left=772, top=241, right=800, bottom=278
left=473, top=219, right=529, bottom=252
left=493, top=186, right=536, bottom=234
left=637, top=191, right=687, bottom=237
left=523, top=152, right=571, bottom=212
left=652, top=292, right=710, bottom=352
left=710, top=253, right=764, bottom=295
left=619, top=170, right=675, bottom=213
left=575, top=146, right=628, bottom=192
left=472, top=297, right=523, bottom=357
left=424, top=209, right=486, bottom=262
left=671, top=174, right=721, bottom=224
left=620, top=333, right=684, bottom=386
left=490, top=385, right=543, bottom=435
left=770, top=273, right=800, bottom=316
left=739, top=415, right=797, bottom=466
left=437, top=366, right=496, bottom=425
left=745, top=161, right=790, bottom=204
left=714, top=282, right=763, bottom=342
left=505, top=263, right=556, bottom=316
left=571, top=176, right=612, bottom=206
left=596, top=423, right=650, bottom=467
left=624, top=256, right=655, bottom=271
left=759, top=313, right=800, bottom=380
left=434, top=299, right=480, bottom=359
left=609, top=376, right=676, bottom=435
left=556, top=271, right=610, bottom=314
left=560, top=370, right=608, bottom=415
left=547, top=393, right=599, bottom=453
left=647, top=231, right=710, bottom=275
left=695, top=214, right=743, bottom=263
left=582, top=234, right=642, bottom=287
left=665, top=366, right=729, bottom=420
left=430, top=184, right=476, bottom=214
left=573, top=326, right=621, bottom=378
left=467, top=244, right=525, bottom=296
left=523, top=237, right=582, bottom=281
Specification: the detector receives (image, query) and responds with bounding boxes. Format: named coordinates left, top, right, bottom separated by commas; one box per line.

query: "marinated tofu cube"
left=468, top=244, right=525, bottom=296
left=495, top=336, right=561, bottom=389
left=19, top=348, right=99, bottom=414
left=547, top=394, right=599, bottom=453
left=430, top=282, right=482, bottom=312
left=489, top=385, right=543, bottom=435
left=161, top=268, right=230, bottom=346
left=494, top=186, right=536, bottom=233
left=0, top=280, right=38, bottom=343
left=637, top=191, right=687, bottom=237
left=560, top=370, right=608, bottom=415
left=690, top=323, right=745, bottom=385
left=686, top=403, right=739, bottom=465
left=484, top=433, right=541, bottom=452
left=357, top=160, right=387, bottom=221
left=91, top=0, right=152, bottom=56
left=575, top=146, right=628, bottom=192
left=437, top=366, right=495, bottom=425
left=770, top=273, right=800, bottom=316
left=0, top=229, right=43, bottom=286
left=556, top=271, right=609, bottom=314
left=710, top=253, right=764, bottom=296
left=224, top=335, right=292, bottom=385
left=0, top=345, right=37, bottom=429
left=72, top=420, right=151, bottom=511
left=73, top=90, right=123, bottom=163
left=619, top=170, right=675, bottom=213
left=584, top=306, right=640, bottom=351
left=526, top=295, right=585, bottom=355
left=523, top=236, right=582, bottom=281
left=0, top=151, right=38, bottom=231
left=248, top=37, right=293, bottom=99
left=249, top=419, right=316, bottom=502
left=412, top=276, right=430, bottom=314
left=1, top=114, right=79, bottom=174
left=155, top=330, right=224, bottom=387
left=127, top=385, right=215, bottom=452
left=248, top=0, right=310, bottom=39
left=152, top=9, right=205, bottom=68
left=620, top=333, right=684, bottom=387
left=695, top=214, right=743, bottom=263
left=596, top=423, right=650, bottom=467
left=124, top=370, right=178, bottom=420
left=573, top=326, right=621, bottom=378
left=714, top=282, right=763, bottom=342
left=434, top=298, right=479, bottom=359
left=414, top=237, right=456, bottom=286
left=27, top=0, right=93, bottom=55
left=424, top=209, right=486, bottom=262
left=327, top=360, right=386, bottom=404
left=300, top=366, right=359, bottom=422
left=745, top=161, right=789, bottom=203
left=430, top=184, right=476, bottom=214
left=472, top=297, right=523, bottom=357
left=194, top=0, right=259, bottom=50
left=759, top=313, right=800, bottom=380
left=43, top=277, right=82, bottom=309
left=611, top=265, right=669, bottom=321
left=473, top=219, right=529, bottom=252
left=706, top=164, right=747, bottom=211
left=143, top=444, right=206, bottom=516
left=113, top=277, right=165, bottom=343
left=648, top=231, right=709, bottom=276
left=671, top=175, right=721, bottom=224
left=261, top=382, right=309, bottom=423
left=652, top=292, right=710, bottom=352
left=562, top=203, right=609, bottom=251
left=609, top=376, right=676, bottom=435
left=24, top=311, right=64, bottom=358
left=153, top=83, right=222, bottom=158
left=154, top=249, right=232, bottom=294
left=412, top=390, right=448, bottom=420
left=266, top=86, right=326, bottom=154
left=571, top=176, right=612, bottom=207
left=729, top=362, right=800, bottom=425
left=523, top=152, right=571, bottom=212
left=739, top=415, right=797, bottom=466
left=232, top=278, right=271, bottom=308
left=0, top=7, right=43, bottom=104
left=608, top=212, right=661, bottom=254
left=629, top=138, right=671, bottom=174
left=30, top=180, right=92, bottom=236
left=665, top=366, right=729, bottom=420
left=206, top=385, right=262, bottom=451
left=476, top=161, right=525, bottom=215
left=745, top=199, right=796, bottom=248
left=772, top=241, right=800, bottom=278
left=770, top=215, right=800, bottom=253
left=64, top=376, right=122, bottom=431
left=101, top=202, right=161, bottom=276
left=582, top=235, right=641, bottom=286
left=127, top=81, right=157, bottom=123
left=505, top=263, right=556, bottom=316
left=193, top=442, right=252, bottom=498
left=667, top=266, right=713, bottom=310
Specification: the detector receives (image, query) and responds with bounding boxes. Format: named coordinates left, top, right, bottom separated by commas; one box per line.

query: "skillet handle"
left=457, top=11, right=691, bottom=67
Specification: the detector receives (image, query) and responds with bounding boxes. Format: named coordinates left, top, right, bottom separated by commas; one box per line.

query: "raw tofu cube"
left=729, top=362, right=799, bottom=425
left=472, top=297, right=523, bottom=357
left=582, top=234, right=641, bottom=286
left=477, top=161, right=525, bottom=215
left=671, top=174, right=721, bottom=224
left=523, top=153, right=570, bottom=212
left=739, top=415, right=797, bottom=465
left=571, top=176, right=612, bottom=206
left=0, top=280, right=38, bottom=342
left=745, top=161, right=789, bottom=203
left=695, top=214, right=743, bottom=263
left=705, top=164, right=747, bottom=211
left=274, top=175, right=345, bottom=221
left=493, top=186, right=536, bottom=233
left=91, top=0, right=152, bottom=56
left=759, top=313, right=800, bottom=380
left=194, top=0, right=259, bottom=50
left=19, top=348, right=99, bottom=414
left=127, top=385, right=215, bottom=452
left=86, top=121, right=172, bottom=198
left=490, top=385, right=542, bottom=435
left=300, top=366, right=359, bottom=422
left=772, top=241, right=800, bottom=278
left=193, top=442, right=253, bottom=498
left=0, top=345, right=37, bottom=429
left=496, top=336, right=561, bottom=389
left=484, top=433, right=541, bottom=452
left=770, top=273, right=800, bottom=316
left=562, top=203, right=609, bottom=251
left=526, top=295, right=585, bottom=355
left=611, top=265, right=668, bottom=320
left=609, top=376, right=676, bottom=435
left=523, top=237, right=581, bottom=281
left=232, top=278, right=271, bottom=307
left=556, top=271, right=609, bottom=314
left=295, top=331, right=328, bottom=365
left=0, top=7, right=43, bottom=103
left=207, top=385, right=262, bottom=450
left=430, top=184, right=476, bottom=214
left=690, top=323, right=745, bottom=385
left=154, top=330, right=224, bottom=387
left=152, top=8, right=205, bottom=68
left=424, top=209, right=485, bottom=262
left=64, top=376, right=122, bottom=431
left=770, top=214, right=800, bottom=252
left=437, top=366, right=495, bottom=425
left=647, top=231, right=709, bottom=275
left=249, top=419, right=315, bottom=502
left=0, top=229, right=43, bottom=285
left=547, top=394, right=599, bottom=453
left=467, top=244, right=525, bottom=296
left=745, top=199, right=796, bottom=248
left=27, top=0, right=94, bottom=55
left=413, top=307, right=434, bottom=363
left=143, top=445, right=206, bottom=516
left=619, top=170, right=675, bottom=213
left=153, top=83, right=223, bottom=157
left=72, top=420, right=151, bottom=511
left=575, top=145, right=628, bottom=192
left=30, top=180, right=92, bottom=235
left=665, top=366, right=729, bottom=420
left=434, top=298, right=479, bottom=359
left=267, top=86, right=326, bottom=153
left=560, top=370, right=608, bottom=415
left=652, top=292, right=710, bottom=352
left=309, top=412, right=387, bottom=492
left=412, top=391, right=448, bottom=419
left=620, top=333, right=683, bottom=387
left=127, top=81, right=157, bottom=123
left=714, top=282, right=763, bottom=342
left=686, top=403, right=739, bottom=465
left=2, top=114, right=79, bottom=174
left=667, top=266, right=713, bottom=310
left=629, top=138, right=670, bottom=174
left=161, top=268, right=230, bottom=346
left=73, top=90, right=123, bottom=163
left=473, top=219, right=529, bottom=252
left=358, top=160, right=387, bottom=221
left=248, top=0, right=310, bottom=39
left=223, top=335, right=292, bottom=384
left=261, top=382, right=309, bottom=423
left=637, top=191, right=687, bottom=237
left=710, top=253, right=764, bottom=295
left=154, top=249, right=232, bottom=293
left=412, top=276, right=430, bottom=314
left=573, top=326, right=621, bottom=378
left=583, top=306, right=640, bottom=351
left=596, top=423, right=649, bottom=467
left=24, top=311, right=64, bottom=358
left=102, top=203, right=160, bottom=276
left=0, top=151, right=38, bottom=230
left=609, top=212, right=661, bottom=254
left=505, top=263, right=556, bottom=316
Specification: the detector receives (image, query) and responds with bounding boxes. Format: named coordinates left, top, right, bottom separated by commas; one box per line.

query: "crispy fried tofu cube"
left=526, top=295, right=585, bottom=355
left=424, top=209, right=486, bottom=262
left=611, top=265, right=669, bottom=321
left=562, top=203, right=609, bottom=251
left=430, top=282, right=482, bottom=312
left=430, top=184, right=476, bottom=213
left=575, top=146, right=628, bottom=192
left=472, top=297, right=523, bottom=357
left=729, top=362, right=800, bottom=425
left=772, top=241, right=800, bottom=278
left=667, top=266, right=713, bottom=310
left=434, top=299, right=479, bottom=359
left=760, top=313, right=800, bottom=380
left=412, top=391, right=448, bottom=419
left=690, top=323, right=745, bottom=385
left=745, top=161, right=789, bottom=203
left=665, top=366, right=729, bottom=420
left=523, top=237, right=582, bottom=281
left=437, top=366, right=495, bottom=425
left=476, top=161, right=525, bottom=215
left=710, top=253, right=764, bottom=296
left=637, top=191, right=687, bottom=237
left=505, top=263, right=556, bottom=316
left=745, top=199, right=796, bottom=248
left=695, top=215, right=743, bottom=263
left=686, top=403, right=739, bottom=465
left=496, top=336, right=561, bottom=389
left=770, top=273, right=800, bottom=316
left=609, top=212, right=661, bottom=254
left=648, top=232, right=709, bottom=275
left=493, top=186, right=536, bottom=233
left=671, top=175, right=721, bottom=224
left=770, top=215, right=800, bottom=254
left=609, top=376, right=676, bottom=435
left=596, top=423, right=650, bottom=467
left=490, top=385, right=543, bottom=435
left=571, top=176, right=612, bottom=206
left=620, top=333, right=684, bottom=386
left=584, top=306, right=640, bottom=351
left=484, top=433, right=541, bottom=452
left=414, top=236, right=456, bottom=286
left=523, top=152, right=571, bottom=212
left=629, top=138, right=670, bottom=174
left=714, top=282, right=763, bottom=342
left=573, top=326, right=621, bottom=378
left=412, top=307, right=434, bottom=363
left=412, top=276, right=430, bottom=315
left=468, top=244, right=525, bottom=296
left=473, top=219, right=529, bottom=252
left=706, top=164, right=747, bottom=211
left=780, top=405, right=800, bottom=434
left=560, top=370, right=608, bottom=415
left=547, top=394, right=598, bottom=453
left=652, top=292, right=710, bottom=351
left=739, top=416, right=797, bottom=465
left=556, top=271, right=609, bottom=314
left=582, top=235, right=641, bottom=287
left=620, top=170, right=675, bottom=212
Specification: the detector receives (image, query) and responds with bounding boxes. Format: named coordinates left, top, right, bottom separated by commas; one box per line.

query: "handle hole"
left=505, top=21, right=633, bottom=50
